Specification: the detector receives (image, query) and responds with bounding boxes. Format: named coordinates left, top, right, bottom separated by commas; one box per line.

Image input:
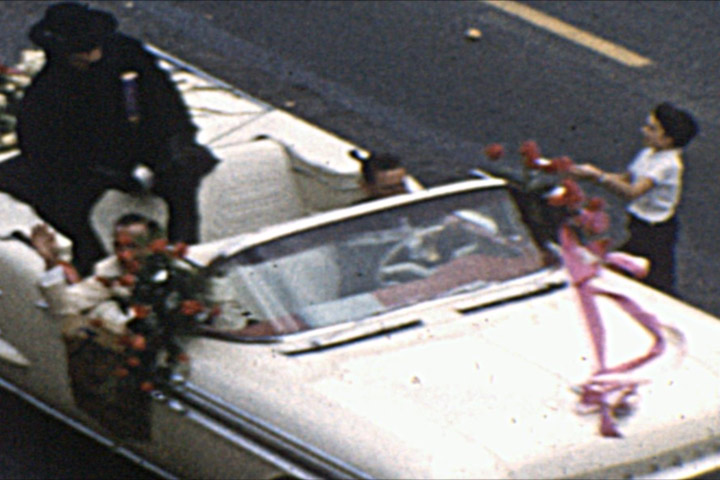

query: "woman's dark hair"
left=653, top=102, right=699, bottom=148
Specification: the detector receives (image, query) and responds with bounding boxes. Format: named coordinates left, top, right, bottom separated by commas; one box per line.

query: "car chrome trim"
left=171, top=382, right=375, bottom=479
left=170, top=407, right=321, bottom=479
left=0, top=375, right=177, bottom=480
left=280, top=318, right=423, bottom=355
left=0, top=336, right=31, bottom=367
left=635, top=450, right=720, bottom=480
left=214, top=180, right=509, bottom=261
left=145, top=44, right=275, bottom=114
left=451, top=267, right=567, bottom=313
left=274, top=267, right=565, bottom=353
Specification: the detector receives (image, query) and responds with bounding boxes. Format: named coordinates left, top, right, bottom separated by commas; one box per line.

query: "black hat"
left=29, top=2, right=118, bottom=53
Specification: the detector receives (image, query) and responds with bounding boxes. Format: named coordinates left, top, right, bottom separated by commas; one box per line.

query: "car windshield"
left=211, top=186, right=547, bottom=336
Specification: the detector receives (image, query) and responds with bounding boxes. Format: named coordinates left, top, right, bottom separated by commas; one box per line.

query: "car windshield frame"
left=207, top=184, right=551, bottom=337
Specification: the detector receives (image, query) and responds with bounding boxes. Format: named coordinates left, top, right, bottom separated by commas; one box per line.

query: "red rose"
left=586, top=197, right=606, bottom=212
left=149, top=238, right=169, bottom=253
left=139, top=381, right=155, bottom=392
left=180, top=300, right=204, bottom=316
left=577, top=208, right=610, bottom=235
left=131, top=334, right=147, bottom=351
left=547, top=179, right=585, bottom=209
left=126, top=356, right=141, bottom=368
left=547, top=186, right=566, bottom=207
left=117, top=250, right=134, bottom=262
left=118, top=273, right=136, bottom=287
left=172, top=242, right=189, bottom=259
left=131, top=304, right=151, bottom=319
left=484, top=143, right=505, bottom=161
left=543, top=155, right=574, bottom=174
left=563, top=179, right=585, bottom=209
left=519, top=140, right=541, bottom=168
left=587, top=238, right=611, bottom=257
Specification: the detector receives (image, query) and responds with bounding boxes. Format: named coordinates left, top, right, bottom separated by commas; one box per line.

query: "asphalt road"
left=0, top=1, right=719, bottom=478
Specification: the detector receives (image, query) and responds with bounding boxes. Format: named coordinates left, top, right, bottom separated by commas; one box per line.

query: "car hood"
left=188, top=270, right=720, bottom=479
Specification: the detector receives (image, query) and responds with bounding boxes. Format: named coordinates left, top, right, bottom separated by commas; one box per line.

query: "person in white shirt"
left=571, top=102, right=698, bottom=295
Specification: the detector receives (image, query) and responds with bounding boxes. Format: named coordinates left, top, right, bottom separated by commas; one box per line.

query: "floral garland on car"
left=104, top=239, right=221, bottom=394
left=483, top=141, right=685, bottom=437
left=0, top=50, right=45, bottom=152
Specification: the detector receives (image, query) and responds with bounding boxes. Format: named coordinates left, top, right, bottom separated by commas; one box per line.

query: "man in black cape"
left=0, top=2, right=218, bottom=275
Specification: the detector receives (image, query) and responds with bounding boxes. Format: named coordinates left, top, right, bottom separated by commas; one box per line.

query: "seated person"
left=31, top=213, right=243, bottom=336
left=358, top=151, right=421, bottom=199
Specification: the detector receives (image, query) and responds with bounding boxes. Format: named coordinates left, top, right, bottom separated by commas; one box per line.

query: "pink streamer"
left=560, top=224, right=670, bottom=437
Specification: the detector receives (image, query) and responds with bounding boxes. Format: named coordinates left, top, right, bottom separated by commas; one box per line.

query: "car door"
left=0, top=238, right=77, bottom=413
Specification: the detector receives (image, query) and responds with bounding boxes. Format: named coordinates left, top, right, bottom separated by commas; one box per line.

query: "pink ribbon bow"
left=558, top=203, right=672, bottom=437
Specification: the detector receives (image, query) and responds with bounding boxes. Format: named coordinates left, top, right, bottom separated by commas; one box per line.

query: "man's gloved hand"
left=131, top=164, right=154, bottom=192
left=89, top=164, right=147, bottom=193
left=164, top=133, right=219, bottom=178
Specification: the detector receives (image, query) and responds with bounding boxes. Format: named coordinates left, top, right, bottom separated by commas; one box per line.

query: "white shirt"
left=38, top=257, right=133, bottom=334
left=626, top=147, right=683, bottom=224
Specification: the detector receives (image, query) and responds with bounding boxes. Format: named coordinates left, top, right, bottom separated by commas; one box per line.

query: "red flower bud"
left=519, top=140, right=541, bottom=168
left=118, top=273, right=136, bottom=287
left=586, top=197, right=606, bottom=212
left=484, top=143, right=505, bottom=161
left=543, top=155, right=574, bottom=174
left=113, top=367, right=130, bottom=378
left=131, top=304, right=152, bottom=319
left=587, top=238, right=611, bottom=257
left=180, top=300, right=204, bottom=316
left=149, top=238, right=169, bottom=253
left=126, top=356, right=142, bottom=368
left=117, top=249, right=135, bottom=264
left=131, top=334, right=147, bottom=351
left=547, top=179, right=585, bottom=209
left=576, top=209, right=610, bottom=235
left=139, top=381, right=155, bottom=392
left=172, top=242, right=189, bottom=259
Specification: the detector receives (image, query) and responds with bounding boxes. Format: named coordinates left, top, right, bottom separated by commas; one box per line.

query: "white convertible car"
left=1, top=48, right=720, bottom=480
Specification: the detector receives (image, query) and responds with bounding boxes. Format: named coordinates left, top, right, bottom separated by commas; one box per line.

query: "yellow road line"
left=483, top=0, right=653, bottom=68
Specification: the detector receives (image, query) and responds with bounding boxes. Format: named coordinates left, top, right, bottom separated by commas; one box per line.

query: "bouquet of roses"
left=111, top=240, right=220, bottom=393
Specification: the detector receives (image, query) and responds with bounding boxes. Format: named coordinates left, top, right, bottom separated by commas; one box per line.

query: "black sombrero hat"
left=29, top=2, right=118, bottom=53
